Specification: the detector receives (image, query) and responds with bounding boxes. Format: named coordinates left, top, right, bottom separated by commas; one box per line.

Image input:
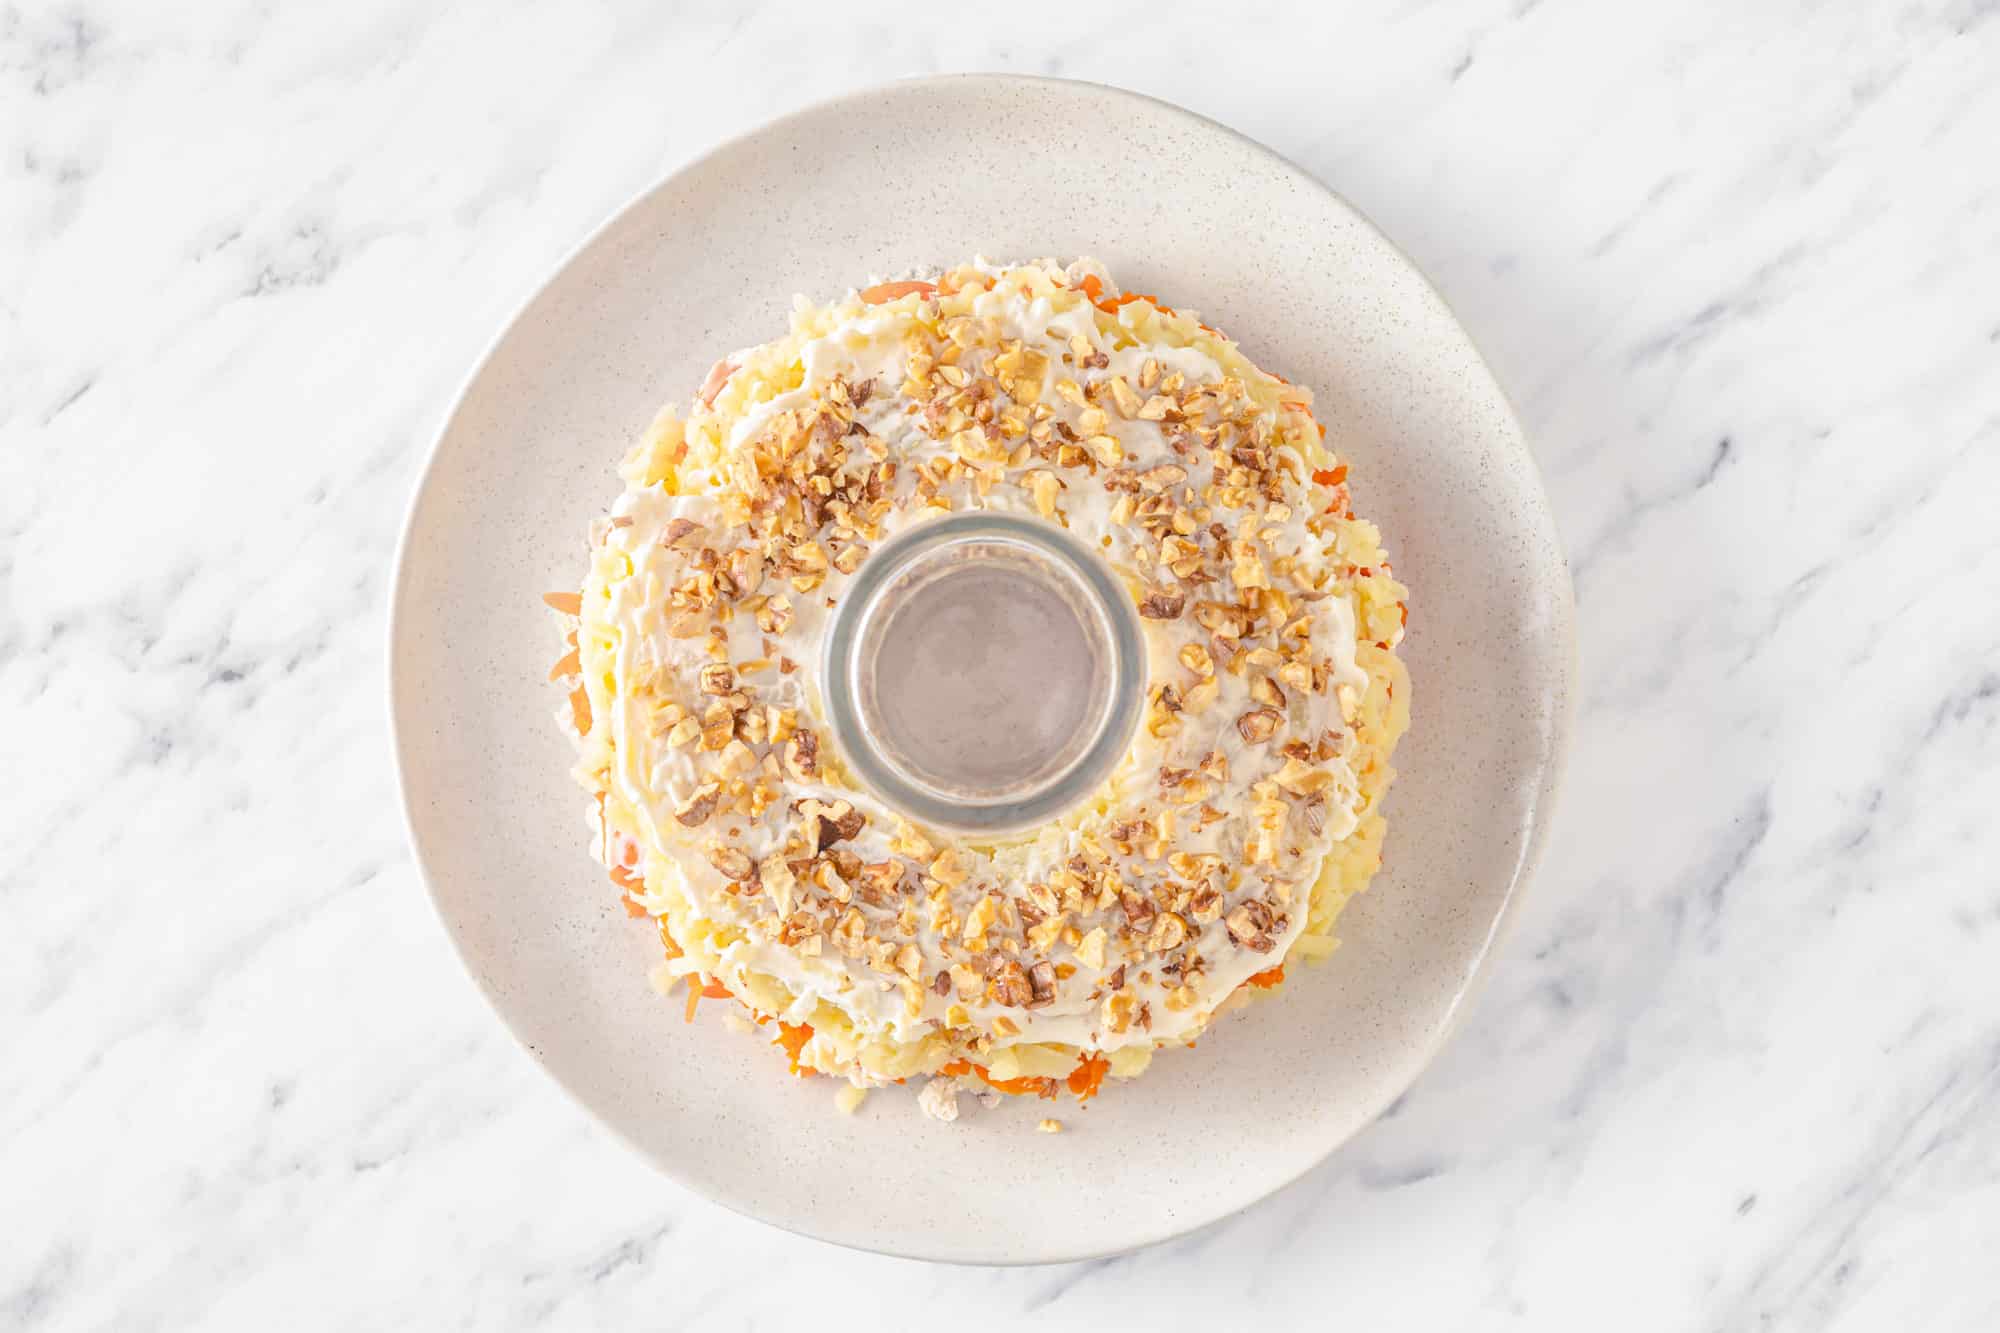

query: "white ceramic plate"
left=391, top=75, right=1572, bottom=1264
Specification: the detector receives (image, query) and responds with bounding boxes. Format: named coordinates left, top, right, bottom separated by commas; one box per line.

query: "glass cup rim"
left=819, top=512, right=1146, bottom=835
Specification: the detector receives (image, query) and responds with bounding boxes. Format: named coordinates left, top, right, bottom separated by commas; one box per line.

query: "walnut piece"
left=708, top=847, right=755, bottom=881
left=784, top=730, right=819, bottom=780
left=1148, top=910, right=1188, bottom=952
left=1236, top=708, right=1283, bottom=744
left=674, top=783, right=721, bottom=826
left=1225, top=900, right=1277, bottom=952
left=988, top=960, right=1034, bottom=1007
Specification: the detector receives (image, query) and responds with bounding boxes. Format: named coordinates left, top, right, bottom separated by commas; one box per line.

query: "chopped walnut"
left=988, top=960, right=1034, bottom=1007
left=1237, top=708, right=1283, bottom=744
left=756, top=595, right=794, bottom=634
left=698, top=663, right=735, bottom=696
left=784, top=730, right=819, bottom=780
left=674, top=783, right=721, bottom=826
left=1225, top=900, right=1277, bottom=952
left=708, top=847, right=755, bottom=881
left=800, top=797, right=865, bottom=849
left=1148, top=910, right=1188, bottom=952
left=1273, top=757, right=1334, bottom=795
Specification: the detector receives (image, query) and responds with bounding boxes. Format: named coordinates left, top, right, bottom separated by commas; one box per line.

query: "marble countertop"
left=6, top=2, right=1997, bottom=1329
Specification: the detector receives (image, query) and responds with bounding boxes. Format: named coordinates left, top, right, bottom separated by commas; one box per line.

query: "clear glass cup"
left=820, top=513, right=1144, bottom=835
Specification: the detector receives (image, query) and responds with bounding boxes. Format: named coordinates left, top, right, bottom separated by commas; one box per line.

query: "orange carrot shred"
left=542, top=591, right=582, bottom=614
left=568, top=686, right=591, bottom=734
left=1100, top=291, right=1171, bottom=316
left=974, top=1067, right=1057, bottom=1099
left=939, top=1059, right=972, bottom=1077
left=699, top=978, right=732, bottom=999
left=547, top=648, right=580, bottom=681
left=775, top=1022, right=814, bottom=1072
left=859, top=280, right=936, bottom=305
left=657, top=920, right=682, bottom=959
left=1065, top=1052, right=1111, bottom=1102
left=620, top=896, right=647, bottom=919
left=1313, top=465, right=1348, bottom=487
left=1246, top=965, right=1286, bottom=990
left=684, top=986, right=701, bottom=1023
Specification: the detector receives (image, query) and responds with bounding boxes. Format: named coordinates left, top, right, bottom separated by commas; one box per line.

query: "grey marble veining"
left=3, top=1, right=1997, bottom=1329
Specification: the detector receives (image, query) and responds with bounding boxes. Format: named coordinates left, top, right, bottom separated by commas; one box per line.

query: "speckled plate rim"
left=389, top=73, right=1575, bottom=1265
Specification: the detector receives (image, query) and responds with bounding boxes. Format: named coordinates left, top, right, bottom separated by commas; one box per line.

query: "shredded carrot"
left=658, top=920, right=682, bottom=959
left=1246, top=965, right=1286, bottom=990
left=974, top=1067, right=1058, bottom=1099
left=547, top=648, right=580, bottom=681
left=620, top=896, right=647, bottom=918
left=859, top=280, right=936, bottom=305
left=1399, top=603, right=1409, bottom=627
left=775, top=1022, right=814, bottom=1072
left=1110, top=291, right=1168, bottom=315
left=542, top=591, right=582, bottom=614
left=1316, top=422, right=1327, bottom=439
left=608, top=864, right=639, bottom=891
left=1313, top=465, right=1348, bottom=487
left=939, top=1059, right=972, bottom=1077
left=1073, top=275, right=1177, bottom=317
left=1065, top=1052, right=1111, bottom=1102
left=674, top=975, right=730, bottom=1023
left=568, top=686, right=591, bottom=734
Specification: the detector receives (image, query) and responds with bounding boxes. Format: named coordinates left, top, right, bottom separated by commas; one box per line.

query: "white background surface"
left=5, top=2, right=1997, bottom=1329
